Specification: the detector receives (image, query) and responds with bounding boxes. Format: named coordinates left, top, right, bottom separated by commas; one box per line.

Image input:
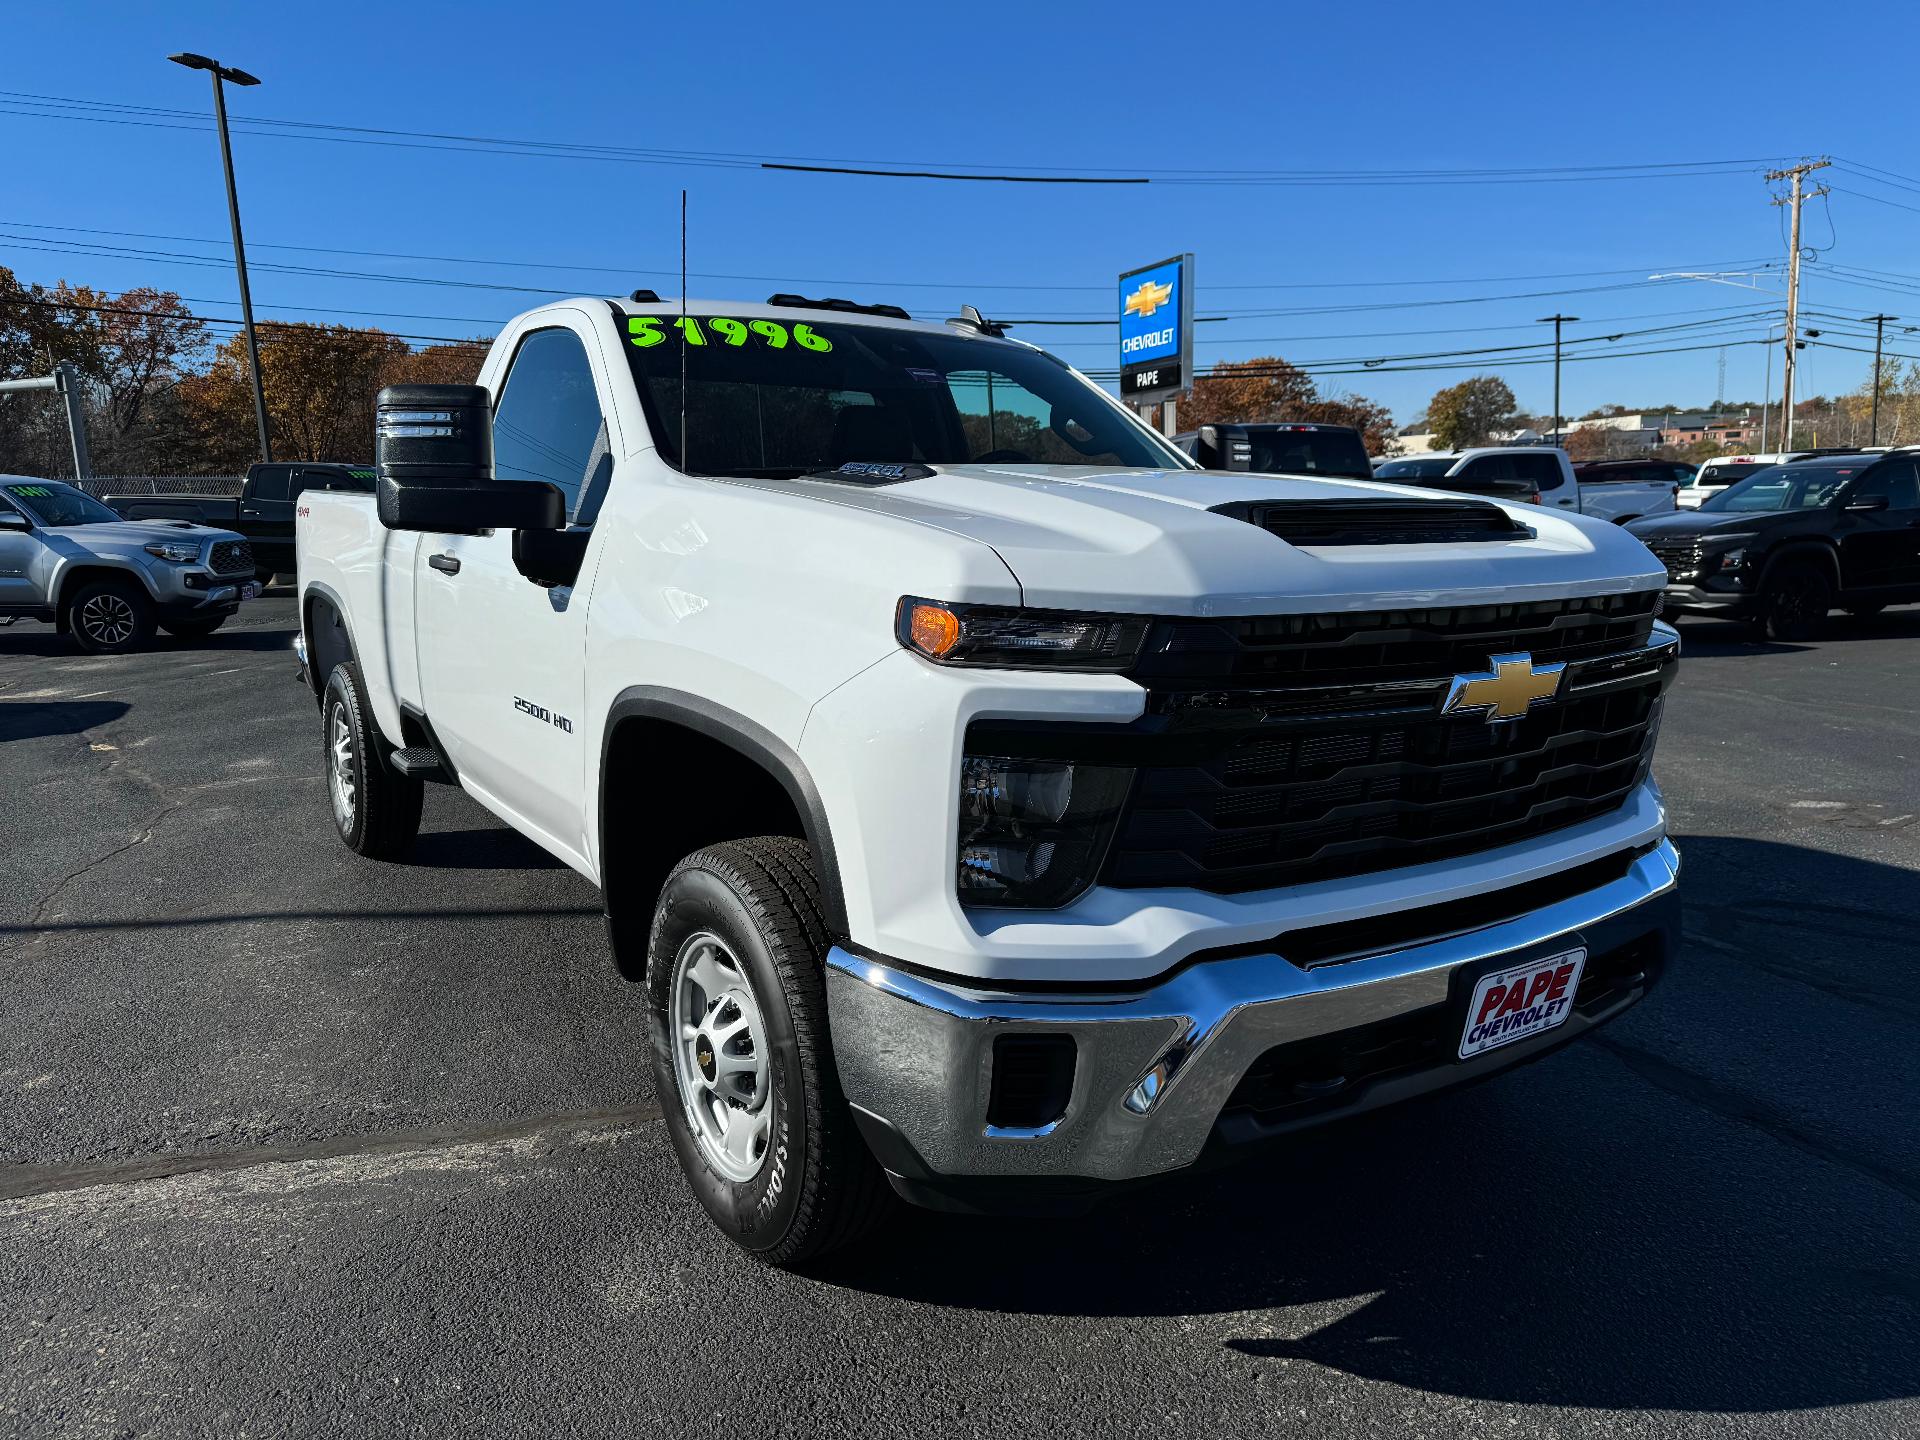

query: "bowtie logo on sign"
left=1124, top=278, right=1173, bottom=319
left=1118, top=254, right=1193, bottom=404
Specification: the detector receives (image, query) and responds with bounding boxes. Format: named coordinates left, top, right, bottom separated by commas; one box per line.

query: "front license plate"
left=1459, top=947, right=1586, bottom=1059
left=239, top=581, right=262, bottom=600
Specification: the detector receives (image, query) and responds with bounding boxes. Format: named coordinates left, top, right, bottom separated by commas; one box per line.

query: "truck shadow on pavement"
left=406, top=826, right=566, bottom=870
left=1671, top=606, right=1920, bottom=657
left=0, top=699, right=130, bottom=741
left=822, top=834, right=1920, bottom=1416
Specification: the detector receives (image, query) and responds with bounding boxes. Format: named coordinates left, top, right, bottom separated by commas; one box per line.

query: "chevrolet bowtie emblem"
left=1442, top=652, right=1566, bottom=721
left=1124, top=278, right=1173, bottom=319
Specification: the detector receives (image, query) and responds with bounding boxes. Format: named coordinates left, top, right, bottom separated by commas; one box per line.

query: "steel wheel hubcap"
left=670, top=931, right=772, bottom=1182
left=327, top=704, right=357, bottom=831
left=80, top=593, right=134, bottom=645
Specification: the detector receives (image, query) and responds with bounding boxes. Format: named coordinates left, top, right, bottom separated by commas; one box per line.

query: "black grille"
left=1131, top=590, right=1660, bottom=690
left=1211, top=498, right=1532, bottom=547
left=968, top=591, right=1669, bottom=899
left=209, top=539, right=254, bottom=576
left=1107, top=684, right=1662, bottom=893
left=1644, top=537, right=1704, bottom=581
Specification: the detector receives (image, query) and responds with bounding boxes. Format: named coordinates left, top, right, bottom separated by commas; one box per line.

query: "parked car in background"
left=0, top=477, right=257, bottom=653
left=1629, top=451, right=1920, bottom=637
left=1373, top=447, right=1674, bottom=523
left=1172, top=422, right=1372, bottom=480
left=1574, top=459, right=1697, bottom=522
left=107, top=462, right=373, bottom=581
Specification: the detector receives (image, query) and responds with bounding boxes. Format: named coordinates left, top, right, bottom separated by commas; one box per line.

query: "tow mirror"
left=374, top=384, right=563, bottom=535
left=1193, top=425, right=1224, bottom=469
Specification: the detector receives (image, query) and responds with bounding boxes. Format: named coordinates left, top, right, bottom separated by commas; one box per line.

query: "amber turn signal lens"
left=906, top=601, right=963, bottom=658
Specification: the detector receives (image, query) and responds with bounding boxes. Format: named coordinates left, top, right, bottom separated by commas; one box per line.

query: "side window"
left=492, top=326, right=606, bottom=518
left=1521, top=454, right=1566, bottom=490
left=1853, top=459, right=1920, bottom=510
left=249, top=470, right=289, bottom=504
left=1457, top=454, right=1516, bottom=482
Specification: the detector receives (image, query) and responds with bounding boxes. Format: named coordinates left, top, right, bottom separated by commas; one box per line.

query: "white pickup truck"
left=296, top=294, right=1681, bottom=1265
left=1374, top=447, right=1676, bottom=524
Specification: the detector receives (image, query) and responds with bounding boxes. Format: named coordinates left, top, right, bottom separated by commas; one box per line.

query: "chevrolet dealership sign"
left=1118, top=254, right=1193, bottom=402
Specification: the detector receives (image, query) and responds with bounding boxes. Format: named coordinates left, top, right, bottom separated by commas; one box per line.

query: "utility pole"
left=1864, top=314, right=1898, bottom=445
left=169, top=52, right=273, bottom=464
left=1537, top=314, right=1577, bottom=445
left=1766, top=158, right=1830, bottom=452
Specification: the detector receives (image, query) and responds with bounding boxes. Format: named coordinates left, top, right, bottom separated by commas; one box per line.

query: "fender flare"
left=301, top=580, right=359, bottom=694
left=599, top=686, right=849, bottom=939
left=51, top=554, right=158, bottom=612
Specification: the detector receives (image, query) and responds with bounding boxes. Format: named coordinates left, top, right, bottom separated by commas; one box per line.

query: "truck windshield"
left=1239, top=427, right=1372, bottom=479
left=1371, top=458, right=1455, bottom=479
left=2, top=481, right=120, bottom=527
left=620, top=314, right=1191, bottom=476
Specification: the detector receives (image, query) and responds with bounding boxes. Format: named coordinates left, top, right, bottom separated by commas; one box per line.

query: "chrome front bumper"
left=826, top=839, right=1679, bottom=1198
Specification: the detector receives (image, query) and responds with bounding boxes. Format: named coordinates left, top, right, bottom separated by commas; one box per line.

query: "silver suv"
left=0, top=477, right=259, bottom=653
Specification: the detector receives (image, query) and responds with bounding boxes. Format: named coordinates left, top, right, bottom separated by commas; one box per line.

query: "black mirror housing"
left=373, top=382, right=565, bottom=535
left=1195, top=425, right=1223, bottom=470
left=1846, top=494, right=1891, bottom=513
left=513, top=528, right=591, bottom=588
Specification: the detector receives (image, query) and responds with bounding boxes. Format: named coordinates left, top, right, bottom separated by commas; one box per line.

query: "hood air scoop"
left=1210, top=498, right=1534, bottom=546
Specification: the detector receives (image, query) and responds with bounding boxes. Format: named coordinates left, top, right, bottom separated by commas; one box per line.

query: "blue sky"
left=6, top=0, right=1919, bottom=427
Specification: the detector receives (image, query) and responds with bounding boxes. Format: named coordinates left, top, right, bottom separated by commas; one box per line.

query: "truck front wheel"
left=65, top=578, right=155, bottom=655
left=646, top=837, right=889, bottom=1267
left=321, top=661, right=423, bottom=859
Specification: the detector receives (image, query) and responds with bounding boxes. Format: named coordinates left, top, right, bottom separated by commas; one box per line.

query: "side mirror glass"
left=1846, top=494, right=1891, bottom=513
left=0, top=510, right=28, bottom=529
left=374, top=383, right=565, bottom=535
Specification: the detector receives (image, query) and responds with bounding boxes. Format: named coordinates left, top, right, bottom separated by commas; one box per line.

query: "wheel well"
left=1760, top=543, right=1841, bottom=590
left=55, top=566, right=147, bottom=629
left=600, top=715, right=818, bottom=981
left=303, top=592, right=354, bottom=695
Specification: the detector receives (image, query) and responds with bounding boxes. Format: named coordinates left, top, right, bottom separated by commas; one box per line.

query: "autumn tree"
left=1564, top=425, right=1609, bottom=462
left=1177, top=357, right=1319, bottom=429
left=1298, top=393, right=1397, bottom=455
left=1426, top=375, right=1517, bottom=450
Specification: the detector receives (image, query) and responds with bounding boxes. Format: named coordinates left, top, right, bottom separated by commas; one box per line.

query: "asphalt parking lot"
left=3, top=595, right=1917, bottom=1438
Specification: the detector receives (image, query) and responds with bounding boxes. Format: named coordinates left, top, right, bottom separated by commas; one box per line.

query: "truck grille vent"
left=1212, top=498, right=1533, bottom=546
left=209, top=540, right=254, bottom=576
left=1644, top=538, right=1705, bottom=580
left=967, top=592, right=1668, bottom=898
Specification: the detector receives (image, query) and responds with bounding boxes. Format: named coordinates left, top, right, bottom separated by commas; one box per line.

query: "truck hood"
left=778, top=464, right=1664, bottom=614
left=46, top=520, right=245, bottom=549
left=1626, top=509, right=1792, bottom=540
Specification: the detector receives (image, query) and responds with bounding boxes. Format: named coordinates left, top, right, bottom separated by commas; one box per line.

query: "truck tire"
left=65, top=577, right=156, bottom=655
left=161, top=616, right=227, bottom=640
left=646, top=836, right=889, bottom=1267
left=1758, top=559, right=1833, bottom=641
left=321, top=661, right=423, bottom=859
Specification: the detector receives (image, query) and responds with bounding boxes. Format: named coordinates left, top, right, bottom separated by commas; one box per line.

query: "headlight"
left=144, top=541, right=200, bottom=563
left=955, top=754, right=1131, bottom=908
left=898, top=597, right=1146, bottom=670
left=1714, top=547, right=1746, bottom=570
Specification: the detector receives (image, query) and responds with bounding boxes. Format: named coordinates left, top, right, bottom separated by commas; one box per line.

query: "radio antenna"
left=679, top=189, right=689, bottom=475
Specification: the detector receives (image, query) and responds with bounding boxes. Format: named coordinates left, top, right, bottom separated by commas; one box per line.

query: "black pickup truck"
left=106, top=462, right=373, bottom=580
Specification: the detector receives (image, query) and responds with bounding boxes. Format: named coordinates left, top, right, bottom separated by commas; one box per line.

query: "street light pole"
left=1537, top=314, right=1577, bottom=445
left=1864, top=314, right=1897, bottom=445
left=169, top=51, right=272, bottom=464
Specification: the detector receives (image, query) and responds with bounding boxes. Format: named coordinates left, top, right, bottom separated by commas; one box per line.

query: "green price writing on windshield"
left=11, top=485, right=52, bottom=497
left=627, top=316, right=831, bottom=354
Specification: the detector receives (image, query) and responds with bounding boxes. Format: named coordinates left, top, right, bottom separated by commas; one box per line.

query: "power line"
left=0, top=89, right=1803, bottom=187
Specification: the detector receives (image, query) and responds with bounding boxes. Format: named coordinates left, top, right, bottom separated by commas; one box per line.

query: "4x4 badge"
left=1442, top=652, right=1566, bottom=721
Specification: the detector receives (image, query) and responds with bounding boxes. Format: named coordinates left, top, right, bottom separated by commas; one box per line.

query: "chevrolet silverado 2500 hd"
left=296, top=294, right=1680, bottom=1266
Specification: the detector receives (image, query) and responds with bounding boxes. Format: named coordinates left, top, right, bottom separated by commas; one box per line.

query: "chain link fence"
left=72, top=475, right=246, bottom=498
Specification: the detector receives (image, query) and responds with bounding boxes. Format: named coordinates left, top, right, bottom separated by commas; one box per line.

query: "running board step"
left=389, top=747, right=453, bottom=783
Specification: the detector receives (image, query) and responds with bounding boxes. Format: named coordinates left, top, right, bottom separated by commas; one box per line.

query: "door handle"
left=428, top=553, right=461, bottom=576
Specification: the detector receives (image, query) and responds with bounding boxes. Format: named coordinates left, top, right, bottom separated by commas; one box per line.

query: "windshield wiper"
left=703, top=466, right=812, bottom=480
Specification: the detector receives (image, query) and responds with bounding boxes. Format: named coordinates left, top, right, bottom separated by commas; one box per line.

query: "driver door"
left=1837, top=457, right=1920, bottom=592
left=415, top=319, right=616, bottom=863
left=0, top=494, right=39, bottom=609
